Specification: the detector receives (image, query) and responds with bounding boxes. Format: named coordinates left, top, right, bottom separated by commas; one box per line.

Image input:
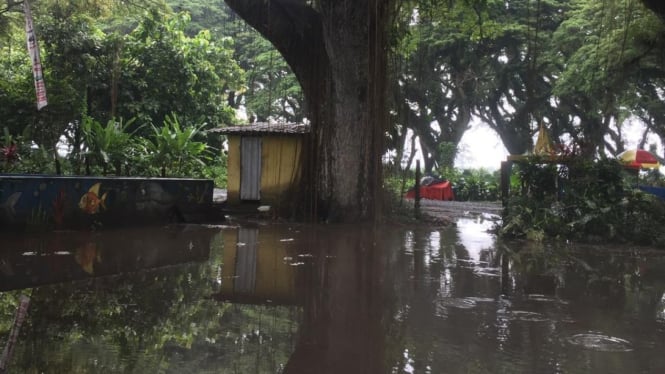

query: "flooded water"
left=1, top=218, right=665, bottom=373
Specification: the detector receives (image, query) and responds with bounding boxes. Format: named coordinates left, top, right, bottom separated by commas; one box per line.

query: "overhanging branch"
left=641, top=0, right=665, bottom=19
left=224, top=0, right=328, bottom=99
left=224, top=0, right=323, bottom=64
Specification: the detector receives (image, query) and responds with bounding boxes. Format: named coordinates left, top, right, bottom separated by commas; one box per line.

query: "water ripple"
left=526, top=294, right=570, bottom=304
left=438, top=297, right=478, bottom=309
left=473, top=267, right=501, bottom=277
left=507, top=310, right=550, bottom=322
left=566, top=333, right=634, bottom=352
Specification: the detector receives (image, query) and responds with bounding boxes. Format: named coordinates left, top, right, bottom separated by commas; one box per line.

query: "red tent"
left=405, top=181, right=454, bottom=201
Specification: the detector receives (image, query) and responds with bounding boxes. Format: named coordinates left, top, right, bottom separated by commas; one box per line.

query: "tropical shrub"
left=445, top=168, right=500, bottom=201
left=200, top=154, right=228, bottom=189
left=500, top=157, right=665, bottom=246
left=1, top=115, right=227, bottom=187
left=0, top=127, right=58, bottom=175
left=80, top=116, right=141, bottom=175
left=383, top=165, right=501, bottom=203
left=142, top=113, right=210, bottom=178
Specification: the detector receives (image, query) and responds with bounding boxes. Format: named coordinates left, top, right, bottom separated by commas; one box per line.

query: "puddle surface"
left=1, top=219, right=665, bottom=373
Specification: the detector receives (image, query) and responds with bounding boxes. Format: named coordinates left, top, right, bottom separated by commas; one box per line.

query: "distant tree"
left=393, top=1, right=477, bottom=172
left=0, top=3, right=243, bottom=156
left=117, top=10, right=243, bottom=129
left=553, top=0, right=665, bottom=157
left=468, top=0, right=569, bottom=155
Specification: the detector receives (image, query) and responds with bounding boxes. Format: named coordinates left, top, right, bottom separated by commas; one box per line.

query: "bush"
left=0, top=115, right=228, bottom=188
left=382, top=165, right=501, bottom=202
left=500, top=157, right=665, bottom=246
left=439, top=167, right=499, bottom=201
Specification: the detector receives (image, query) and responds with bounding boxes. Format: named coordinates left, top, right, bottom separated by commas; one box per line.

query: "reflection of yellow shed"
left=219, top=227, right=298, bottom=305
left=211, top=123, right=310, bottom=209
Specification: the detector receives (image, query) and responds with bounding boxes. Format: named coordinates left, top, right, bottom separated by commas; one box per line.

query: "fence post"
left=414, top=160, right=421, bottom=219
left=500, top=160, right=512, bottom=205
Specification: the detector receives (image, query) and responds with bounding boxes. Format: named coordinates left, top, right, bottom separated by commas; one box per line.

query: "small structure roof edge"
left=208, top=122, right=310, bottom=135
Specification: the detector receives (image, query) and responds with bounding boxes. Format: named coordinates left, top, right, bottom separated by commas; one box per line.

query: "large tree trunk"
left=224, top=0, right=390, bottom=222
left=642, top=0, right=665, bottom=19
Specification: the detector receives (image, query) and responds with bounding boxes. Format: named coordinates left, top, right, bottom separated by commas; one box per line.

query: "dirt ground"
left=216, top=188, right=502, bottom=224
left=405, top=198, right=503, bottom=224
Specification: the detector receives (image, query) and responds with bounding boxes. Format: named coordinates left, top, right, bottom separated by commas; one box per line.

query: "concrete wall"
left=0, top=175, right=213, bottom=231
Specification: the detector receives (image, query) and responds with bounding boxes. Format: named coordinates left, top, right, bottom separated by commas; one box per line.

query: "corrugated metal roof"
left=209, top=122, right=310, bottom=135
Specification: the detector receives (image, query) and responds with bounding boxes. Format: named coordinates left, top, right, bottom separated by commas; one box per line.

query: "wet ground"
left=1, top=218, right=665, bottom=373
left=416, top=199, right=503, bottom=220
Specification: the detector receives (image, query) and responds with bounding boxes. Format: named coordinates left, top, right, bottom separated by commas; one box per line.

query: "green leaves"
left=75, top=112, right=215, bottom=179
left=119, top=9, right=244, bottom=128
left=80, top=116, right=141, bottom=175
left=501, top=157, right=665, bottom=246
left=143, top=113, right=210, bottom=177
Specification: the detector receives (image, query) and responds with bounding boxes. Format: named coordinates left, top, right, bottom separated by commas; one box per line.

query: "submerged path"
left=409, top=198, right=503, bottom=220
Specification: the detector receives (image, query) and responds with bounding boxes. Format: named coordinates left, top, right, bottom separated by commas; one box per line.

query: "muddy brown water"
left=1, top=218, right=664, bottom=373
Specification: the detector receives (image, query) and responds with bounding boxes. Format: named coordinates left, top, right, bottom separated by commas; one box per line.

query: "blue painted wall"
left=0, top=175, right=213, bottom=230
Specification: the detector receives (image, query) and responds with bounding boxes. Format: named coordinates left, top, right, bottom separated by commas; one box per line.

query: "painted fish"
left=79, top=183, right=107, bottom=214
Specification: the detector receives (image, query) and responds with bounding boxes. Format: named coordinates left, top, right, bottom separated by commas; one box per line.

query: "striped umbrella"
left=617, top=149, right=660, bottom=169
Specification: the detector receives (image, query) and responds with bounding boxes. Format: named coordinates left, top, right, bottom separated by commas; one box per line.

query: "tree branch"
left=224, top=0, right=328, bottom=103
left=224, top=0, right=323, bottom=70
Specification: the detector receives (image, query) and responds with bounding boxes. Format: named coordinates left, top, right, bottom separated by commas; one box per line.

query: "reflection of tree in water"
left=504, top=242, right=665, bottom=314
left=284, top=225, right=388, bottom=374
left=387, top=227, right=510, bottom=373
left=3, top=225, right=665, bottom=373
left=0, top=253, right=300, bottom=373
left=383, top=225, right=665, bottom=373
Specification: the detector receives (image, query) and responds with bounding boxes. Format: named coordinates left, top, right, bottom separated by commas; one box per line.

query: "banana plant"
left=144, top=113, right=209, bottom=177
left=80, top=116, right=140, bottom=175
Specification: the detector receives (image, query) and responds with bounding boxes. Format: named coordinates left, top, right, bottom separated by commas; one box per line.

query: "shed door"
left=240, top=136, right=261, bottom=200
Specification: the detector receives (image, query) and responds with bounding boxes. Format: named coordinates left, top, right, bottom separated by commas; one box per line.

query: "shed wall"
left=260, top=136, right=303, bottom=204
left=226, top=137, right=241, bottom=203
left=226, top=135, right=303, bottom=206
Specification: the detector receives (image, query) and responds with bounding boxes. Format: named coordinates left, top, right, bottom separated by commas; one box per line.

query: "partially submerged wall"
left=0, top=175, right=214, bottom=231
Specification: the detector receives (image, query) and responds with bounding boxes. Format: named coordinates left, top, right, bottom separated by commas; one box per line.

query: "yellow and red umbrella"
left=617, top=149, right=661, bottom=169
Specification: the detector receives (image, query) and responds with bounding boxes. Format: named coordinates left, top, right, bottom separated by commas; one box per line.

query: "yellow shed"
left=211, top=122, right=310, bottom=210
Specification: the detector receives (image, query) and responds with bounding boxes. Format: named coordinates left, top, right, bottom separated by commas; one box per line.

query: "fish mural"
left=1, top=176, right=212, bottom=230
left=0, top=192, right=22, bottom=219
left=78, top=183, right=107, bottom=214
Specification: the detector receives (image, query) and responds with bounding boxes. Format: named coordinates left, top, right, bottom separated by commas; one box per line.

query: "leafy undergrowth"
left=500, top=158, right=665, bottom=247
